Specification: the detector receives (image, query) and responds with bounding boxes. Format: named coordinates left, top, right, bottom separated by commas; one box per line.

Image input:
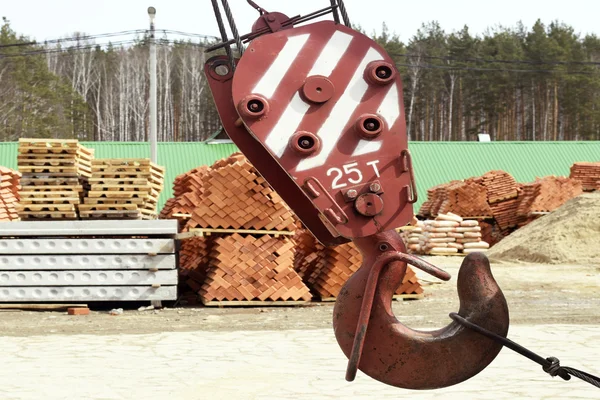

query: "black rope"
left=210, top=0, right=236, bottom=70
left=337, top=0, right=351, bottom=28
left=330, top=0, right=340, bottom=24
left=220, top=0, right=245, bottom=56
left=449, top=313, right=600, bottom=389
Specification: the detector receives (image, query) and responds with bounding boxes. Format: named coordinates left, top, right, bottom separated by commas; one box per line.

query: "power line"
left=395, top=62, right=597, bottom=75
left=0, top=29, right=147, bottom=49
left=0, top=40, right=140, bottom=58
left=388, top=51, right=600, bottom=67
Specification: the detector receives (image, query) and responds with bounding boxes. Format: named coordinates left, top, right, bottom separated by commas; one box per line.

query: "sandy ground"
left=1, top=256, right=600, bottom=400
left=1, top=256, right=599, bottom=336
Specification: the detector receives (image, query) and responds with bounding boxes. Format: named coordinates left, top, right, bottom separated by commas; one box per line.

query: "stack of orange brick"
left=184, top=154, right=296, bottom=231
left=162, top=154, right=310, bottom=305
left=293, top=231, right=423, bottom=300
left=419, top=179, right=492, bottom=219
left=0, top=166, right=21, bottom=222
left=569, top=162, right=600, bottom=191
left=419, top=168, right=586, bottom=243
left=199, top=233, right=311, bottom=303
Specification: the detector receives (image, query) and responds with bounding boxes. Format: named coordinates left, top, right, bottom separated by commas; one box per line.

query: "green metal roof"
left=1, top=141, right=598, bottom=212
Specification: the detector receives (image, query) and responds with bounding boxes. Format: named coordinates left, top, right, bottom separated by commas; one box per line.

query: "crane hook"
left=333, top=229, right=509, bottom=390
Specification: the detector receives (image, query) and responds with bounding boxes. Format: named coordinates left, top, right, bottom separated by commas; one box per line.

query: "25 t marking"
left=327, top=160, right=380, bottom=189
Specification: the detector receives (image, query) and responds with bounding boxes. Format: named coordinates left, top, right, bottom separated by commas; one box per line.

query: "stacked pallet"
left=0, top=167, right=21, bottom=221
left=199, top=234, right=311, bottom=303
left=185, top=154, right=296, bottom=232
left=570, top=162, right=600, bottom=191
left=16, top=138, right=93, bottom=220
left=409, top=213, right=489, bottom=255
left=80, top=159, right=165, bottom=220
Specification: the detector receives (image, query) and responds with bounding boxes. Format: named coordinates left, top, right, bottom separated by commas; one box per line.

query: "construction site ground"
left=1, top=257, right=599, bottom=399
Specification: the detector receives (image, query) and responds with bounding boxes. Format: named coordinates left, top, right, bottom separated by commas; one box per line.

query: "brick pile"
left=164, top=154, right=310, bottom=304
left=0, top=167, right=21, bottom=221
left=408, top=213, right=489, bottom=255
left=419, top=180, right=492, bottom=219
left=199, top=234, right=311, bottom=303
left=160, top=166, right=210, bottom=221
left=184, top=154, right=296, bottom=231
left=16, top=138, right=93, bottom=220
left=293, top=231, right=423, bottom=300
left=570, top=162, right=600, bottom=191
left=419, top=168, right=587, bottom=244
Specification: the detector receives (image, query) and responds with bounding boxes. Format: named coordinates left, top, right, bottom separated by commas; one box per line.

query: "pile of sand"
left=487, top=192, right=600, bottom=265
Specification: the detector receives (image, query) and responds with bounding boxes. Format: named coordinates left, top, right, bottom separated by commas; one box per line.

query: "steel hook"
left=333, top=230, right=509, bottom=390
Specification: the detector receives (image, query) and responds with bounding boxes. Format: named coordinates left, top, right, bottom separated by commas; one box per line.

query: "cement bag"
left=464, top=241, right=490, bottom=249
left=426, top=232, right=448, bottom=238
left=460, top=220, right=479, bottom=227
left=464, top=232, right=482, bottom=238
left=456, top=226, right=481, bottom=233
left=429, top=247, right=459, bottom=254
left=448, top=232, right=464, bottom=239
left=457, top=238, right=481, bottom=244
left=436, top=213, right=463, bottom=223
left=448, top=242, right=464, bottom=250
left=433, top=220, right=460, bottom=228
left=429, top=237, right=456, bottom=243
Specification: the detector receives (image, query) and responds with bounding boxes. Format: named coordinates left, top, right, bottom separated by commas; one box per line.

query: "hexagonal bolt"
left=346, top=189, right=358, bottom=200
left=369, top=182, right=382, bottom=192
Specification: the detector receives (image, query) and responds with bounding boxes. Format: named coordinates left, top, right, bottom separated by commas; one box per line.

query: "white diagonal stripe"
left=265, top=31, right=354, bottom=157
left=295, top=47, right=383, bottom=172
left=352, top=82, right=400, bottom=157
left=307, top=31, right=353, bottom=76
left=265, top=92, right=310, bottom=156
left=252, top=34, right=310, bottom=99
left=352, top=140, right=383, bottom=156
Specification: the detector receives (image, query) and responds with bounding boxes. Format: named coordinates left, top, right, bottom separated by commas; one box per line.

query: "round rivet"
left=238, top=94, right=270, bottom=119
left=355, top=114, right=385, bottom=139
left=364, top=61, right=396, bottom=86
left=301, top=75, right=334, bottom=104
left=288, top=131, right=321, bottom=156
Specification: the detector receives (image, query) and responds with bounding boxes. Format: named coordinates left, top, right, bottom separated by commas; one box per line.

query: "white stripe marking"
left=265, top=31, right=354, bottom=157
left=307, top=31, right=353, bottom=76
left=352, top=82, right=400, bottom=157
left=252, top=34, right=310, bottom=99
left=296, top=47, right=383, bottom=172
left=266, top=93, right=310, bottom=157
left=352, top=140, right=383, bottom=156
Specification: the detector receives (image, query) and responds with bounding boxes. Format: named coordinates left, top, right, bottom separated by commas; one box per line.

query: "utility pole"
left=148, top=6, right=157, bottom=163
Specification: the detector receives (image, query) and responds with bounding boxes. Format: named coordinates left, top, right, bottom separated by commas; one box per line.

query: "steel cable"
left=449, top=313, right=600, bottom=389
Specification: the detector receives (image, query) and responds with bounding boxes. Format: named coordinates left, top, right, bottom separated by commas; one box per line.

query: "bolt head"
left=369, top=182, right=381, bottom=192
left=347, top=189, right=358, bottom=199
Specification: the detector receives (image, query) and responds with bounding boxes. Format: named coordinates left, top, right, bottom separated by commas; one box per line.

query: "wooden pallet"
left=78, top=203, right=138, bottom=211
left=19, top=198, right=80, bottom=205
left=180, top=228, right=295, bottom=239
left=17, top=204, right=76, bottom=212
left=79, top=210, right=142, bottom=219
left=19, top=211, right=78, bottom=219
left=200, top=299, right=311, bottom=307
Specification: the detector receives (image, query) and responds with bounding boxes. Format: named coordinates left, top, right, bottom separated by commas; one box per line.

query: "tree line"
left=1, top=17, right=599, bottom=142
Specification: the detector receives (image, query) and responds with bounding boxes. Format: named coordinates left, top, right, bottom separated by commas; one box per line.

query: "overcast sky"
left=2, top=0, right=600, bottom=44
